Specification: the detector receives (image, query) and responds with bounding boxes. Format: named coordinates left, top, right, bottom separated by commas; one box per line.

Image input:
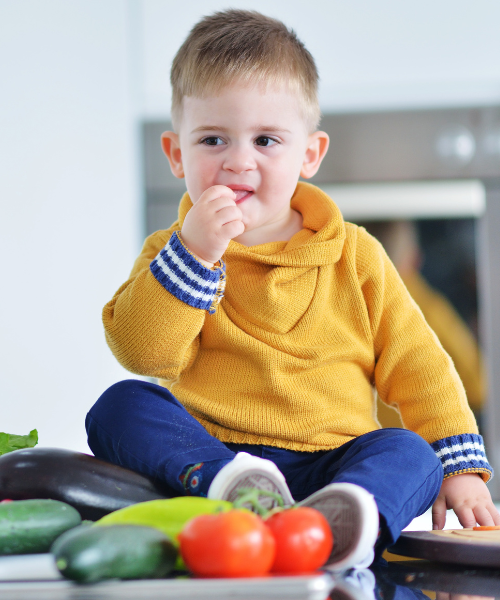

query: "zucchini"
left=0, top=448, right=173, bottom=520
left=0, top=499, right=81, bottom=555
left=51, top=524, right=178, bottom=583
left=95, top=496, right=233, bottom=571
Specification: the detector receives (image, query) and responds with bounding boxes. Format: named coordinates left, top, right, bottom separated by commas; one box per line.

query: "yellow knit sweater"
left=103, top=182, right=478, bottom=453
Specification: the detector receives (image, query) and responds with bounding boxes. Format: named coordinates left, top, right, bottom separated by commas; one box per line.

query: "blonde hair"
left=170, top=9, right=321, bottom=132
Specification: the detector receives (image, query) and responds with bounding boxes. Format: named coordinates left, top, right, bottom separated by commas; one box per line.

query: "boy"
left=87, top=9, right=499, bottom=570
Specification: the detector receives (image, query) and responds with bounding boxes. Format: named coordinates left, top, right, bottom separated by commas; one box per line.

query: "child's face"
left=162, top=82, right=328, bottom=243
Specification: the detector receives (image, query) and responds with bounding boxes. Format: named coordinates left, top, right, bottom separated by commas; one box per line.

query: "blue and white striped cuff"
left=150, top=231, right=226, bottom=314
left=431, top=434, right=493, bottom=481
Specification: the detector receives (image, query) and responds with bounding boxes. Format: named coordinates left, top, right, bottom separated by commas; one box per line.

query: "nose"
left=222, top=143, right=257, bottom=174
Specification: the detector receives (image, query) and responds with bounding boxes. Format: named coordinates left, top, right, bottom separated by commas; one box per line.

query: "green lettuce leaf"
left=0, top=429, right=38, bottom=456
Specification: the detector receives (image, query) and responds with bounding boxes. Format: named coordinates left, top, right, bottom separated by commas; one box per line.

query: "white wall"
left=140, top=0, right=500, bottom=118
left=0, top=1, right=140, bottom=452
left=1, top=0, right=499, bottom=454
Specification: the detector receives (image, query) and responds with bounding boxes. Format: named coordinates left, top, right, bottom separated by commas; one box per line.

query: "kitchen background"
left=1, top=1, right=499, bottom=487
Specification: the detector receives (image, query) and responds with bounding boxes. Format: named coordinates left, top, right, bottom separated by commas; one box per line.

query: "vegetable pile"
left=0, top=485, right=334, bottom=583
left=178, top=489, right=333, bottom=578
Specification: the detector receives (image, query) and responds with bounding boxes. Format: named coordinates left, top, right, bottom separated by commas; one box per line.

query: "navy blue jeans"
left=86, top=379, right=443, bottom=546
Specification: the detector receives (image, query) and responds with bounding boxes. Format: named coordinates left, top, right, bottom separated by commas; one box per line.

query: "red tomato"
left=179, top=510, right=276, bottom=578
left=265, top=506, right=333, bottom=574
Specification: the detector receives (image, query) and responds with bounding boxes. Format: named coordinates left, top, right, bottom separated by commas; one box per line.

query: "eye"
left=201, top=136, right=224, bottom=146
left=255, top=136, right=278, bottom=147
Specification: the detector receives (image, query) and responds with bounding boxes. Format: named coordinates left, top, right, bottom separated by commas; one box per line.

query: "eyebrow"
left=190, top=125, right=291, bottom=134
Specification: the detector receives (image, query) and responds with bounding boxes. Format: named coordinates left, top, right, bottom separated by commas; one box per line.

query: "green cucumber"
left=51, top=524, right=178, bottom=583
left=0, top=499, right=81, bottom=555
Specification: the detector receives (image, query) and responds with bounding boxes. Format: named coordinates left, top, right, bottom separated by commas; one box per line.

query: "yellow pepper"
left=94, top=497, right=232, bottom=544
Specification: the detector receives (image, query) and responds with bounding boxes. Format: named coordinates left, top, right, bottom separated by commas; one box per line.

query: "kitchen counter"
left=1, top=557, right=500, bottom=600
left=373, top=560, right=500, bottom=599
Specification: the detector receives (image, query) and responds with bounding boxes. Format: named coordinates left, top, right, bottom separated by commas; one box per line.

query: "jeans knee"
left=100, top=378, right=145, bottom=401
left=87, top=379, right=145, bottom=426
left=86, top=379, right=151, bottom=456
left=384, top=428, right=442, bottom=475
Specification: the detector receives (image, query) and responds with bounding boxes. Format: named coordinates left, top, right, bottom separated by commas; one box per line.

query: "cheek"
left=184, top=154, right=219, bottom=195
left=262, top=155, right=302, bottom=190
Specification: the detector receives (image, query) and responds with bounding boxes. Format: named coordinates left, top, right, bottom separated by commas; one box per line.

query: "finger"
left=197, top=195, right=238, bottom=216
left=200, top=185, right=236, bottom=203
left=487, top=502, right=500, bottom=525
left=473, top=505, right=496, bottom=527
left=454, top=505, right=476, bottom=528
left=214, top=205, right=243, bottom=226
left=432, top=497, right=447, bottom=530
left=220, top=219, right=245, bottom=240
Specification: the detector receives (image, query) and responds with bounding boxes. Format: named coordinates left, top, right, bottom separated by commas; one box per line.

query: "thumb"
left=432, top=496, right=447, bottom=530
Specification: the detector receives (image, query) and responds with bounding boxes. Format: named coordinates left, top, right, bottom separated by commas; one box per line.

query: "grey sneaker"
left=207, top=452, right=294, bottom=509
left=299, top=482, right=379, bottom=571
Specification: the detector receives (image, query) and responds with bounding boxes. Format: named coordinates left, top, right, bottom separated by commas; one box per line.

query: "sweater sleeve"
left=355, top=227, right=493, bottom=482
left=402, top=272, right=486, bottom=412
left=102, top=227, right=226, bottom=381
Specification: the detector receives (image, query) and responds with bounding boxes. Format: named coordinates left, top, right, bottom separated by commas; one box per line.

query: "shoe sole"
left=215, top=471, right=293, bottom=508
left=207, top=455, right=295, bottom=509
left=299, top=483, right=379, bottom=571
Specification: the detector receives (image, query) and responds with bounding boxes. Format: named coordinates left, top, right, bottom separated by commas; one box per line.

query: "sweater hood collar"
left=177, top=181, right=346, bottom=267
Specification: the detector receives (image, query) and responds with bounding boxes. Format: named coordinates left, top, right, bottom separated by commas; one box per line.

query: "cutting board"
left=389, top=529, right=500, bottom=567
left=0, top=553, right=62, bottom=581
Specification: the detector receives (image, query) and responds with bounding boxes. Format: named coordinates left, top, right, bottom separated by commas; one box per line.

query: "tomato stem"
left=233, top=488, right=284, bottom=516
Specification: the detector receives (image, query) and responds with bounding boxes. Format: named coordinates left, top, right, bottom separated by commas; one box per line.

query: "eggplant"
left=0, top=448, right=175, bottom=521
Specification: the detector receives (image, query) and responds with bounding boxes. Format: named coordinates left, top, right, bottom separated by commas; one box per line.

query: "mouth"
left=227, top=185, right=254, bottom=203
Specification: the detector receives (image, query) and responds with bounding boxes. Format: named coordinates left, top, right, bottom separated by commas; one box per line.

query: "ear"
left=161, top=131, right=184, bottom=178
left=300, top=131, right=330, bottom=179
